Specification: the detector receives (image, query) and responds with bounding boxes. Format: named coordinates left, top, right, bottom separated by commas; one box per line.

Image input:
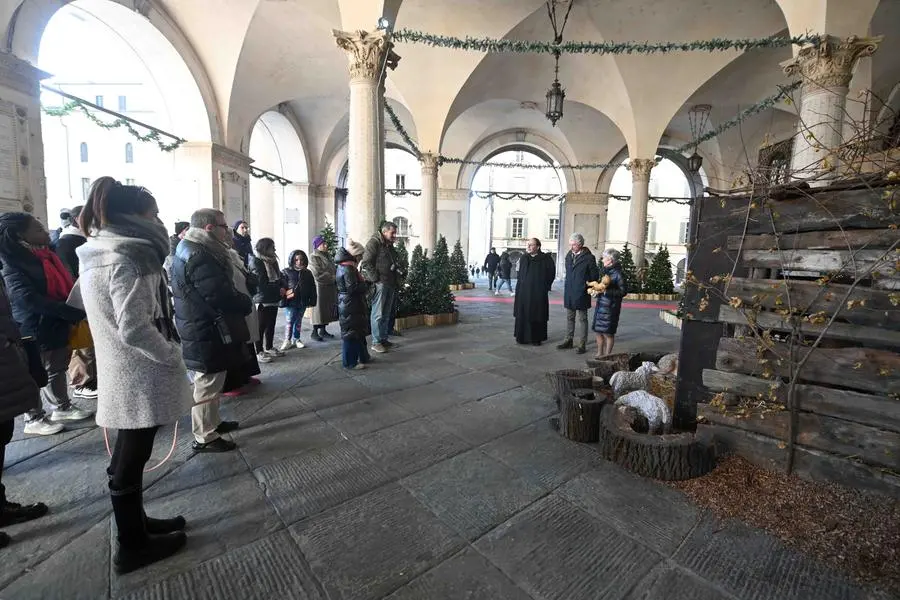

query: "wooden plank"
left=699, top=403, right=900, bottom=470
left=728, top=229, right=899, bottom=252
left=698, top=423, right=900, bottom=498
left=726, top=277, right=900, bottom=330
left=739, top=249, right=897, bottom=279
left=715, top=337, right=900, bottom=395
left=717, top=305, right=900, bottom=347
left=702, top=368, right=900, bottom=433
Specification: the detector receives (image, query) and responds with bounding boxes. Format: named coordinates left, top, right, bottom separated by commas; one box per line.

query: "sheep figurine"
left=614, top=390, right=672, bottom=434
left=609, top=361, right=658, bottom=399
left=657, top=353, right=679, bottom=375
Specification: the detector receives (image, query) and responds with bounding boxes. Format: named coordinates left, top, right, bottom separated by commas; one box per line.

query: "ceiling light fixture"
left=687, top=104, right=711, bottom=174
left=545, top=0, right=574, bottom=127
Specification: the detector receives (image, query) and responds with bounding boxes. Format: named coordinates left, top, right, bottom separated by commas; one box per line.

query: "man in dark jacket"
left=483, top=248, right=500, bottom=290
left=55, top=205, right=85, bottom=278
left=557, top=233, right=599, bottom=354
left=170, top=209, right=252, bottom=453
left=360, top=221, right=399, bottom=354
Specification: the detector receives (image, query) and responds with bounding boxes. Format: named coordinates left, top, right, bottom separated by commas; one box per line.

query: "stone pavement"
left=0, top=285, right=872, bottom=599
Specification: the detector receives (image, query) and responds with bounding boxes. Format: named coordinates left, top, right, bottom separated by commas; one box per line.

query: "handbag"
left=68, top=320, right=93, bottom=350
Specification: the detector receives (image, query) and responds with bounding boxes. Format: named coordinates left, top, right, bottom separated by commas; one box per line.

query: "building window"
left=79, top=142, right=88, bottom=163
left=94, top=95, right=104, bottom=107
left=125, top=143, right=134, bottom=163
left=679, top=221, right=690, bottom=244
left=645, top=219, right=657, bottom=244
left=118, top=95, right=127, bottom=112
left=395, top=174, right=406, bottom=189
left=512, top=217, right=524, bottom=239
left=81, top=178, right=91, bottom=202
left=548, top=217, right=559, bottom=240
left=392, top=216, right=409, bottom=238
left=125, top=178, right=135, bottom=186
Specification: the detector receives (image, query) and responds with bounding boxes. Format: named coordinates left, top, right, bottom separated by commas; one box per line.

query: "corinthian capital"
left=626, top=158, right=656, bottom=181
left=420, top=153, right=439, bottom=174
left=782, top=35, right=883, bottom=89
left=333, top=29, right=389, bottom=82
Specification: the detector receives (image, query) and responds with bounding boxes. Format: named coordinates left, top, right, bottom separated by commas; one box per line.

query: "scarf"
left=32, top=247, right=73, bottom=301
left=103, top=214, right=170, bottom=274
left=255, top=250, right=281, bottom=281
left=182, top=227, right=233, bottom=274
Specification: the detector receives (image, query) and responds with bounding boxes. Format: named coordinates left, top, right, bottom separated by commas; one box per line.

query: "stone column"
left=625, top=158, right=655, bottom=268
left=782, top=35, right=882, bottom=183
left=334, top=29, right=399, bottom=243
left=420, top=153, right=439, bottom=253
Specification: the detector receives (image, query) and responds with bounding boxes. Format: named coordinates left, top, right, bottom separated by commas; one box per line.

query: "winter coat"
left=308, top=249, right=337, bottom=325
left=563, top=248, right=600, bottom=311
left=170, top=239, right=253, bottom=374
left=55, top=226, right=87, bottom=278
left=483, top=252, right=500, bottom=273
left=77, top=233, right=192, bottom=429
left=360, top=232, right=398, bottom=288
left=0, top=249, right=85, bottom=352
left=229, top=251, right=260, bottom=344
left=592, top=264, right=627, bottom=335
left=231, top=221, right=253, bottom=267
left=514, top=251, right=556, bottom=324
left=249, top=256, right=284, bottom=305
left=281, top=251, right=317, bottom=309
left=335, top=248, right=368, bottom=341
left=498, top=253, right=513, bottom=279
left=0, top=279, right=40, bottom=423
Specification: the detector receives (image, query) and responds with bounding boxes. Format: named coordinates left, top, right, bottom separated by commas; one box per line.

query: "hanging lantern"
left=546, top=79, right=565, bottom=127
left=687, top=151, right=703, bottom=174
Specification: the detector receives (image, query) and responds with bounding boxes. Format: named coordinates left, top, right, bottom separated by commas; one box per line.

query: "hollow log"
left=559, top=388, right=606, bottom=443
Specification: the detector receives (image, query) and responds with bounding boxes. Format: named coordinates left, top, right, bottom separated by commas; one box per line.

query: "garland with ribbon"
left=392, top=29, right=821, bottom=56
left=472, top=190, right=561, bottom=201
left=42, top=100, right=184, bottom=152
left=250, top=165, right=292, bottom=186
left=385, top=81, right=801, bottom=170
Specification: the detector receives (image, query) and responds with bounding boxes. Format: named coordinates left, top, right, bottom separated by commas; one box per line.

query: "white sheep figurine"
left=614, top=390, right=672, bottom=434
left=609, top=361, right=658, bottom=399
left=657, top=353, right=679, bottom=375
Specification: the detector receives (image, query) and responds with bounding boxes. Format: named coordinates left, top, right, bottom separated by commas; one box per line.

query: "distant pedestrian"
left=483, top=248, right=499, bottom=290
left=335, top=247, right=371, bottom=370
left=495, top=252, right=513, bottom=295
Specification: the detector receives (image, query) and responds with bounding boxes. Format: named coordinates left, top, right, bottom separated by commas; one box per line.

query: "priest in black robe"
left=513, top=238, right=557, bottom=345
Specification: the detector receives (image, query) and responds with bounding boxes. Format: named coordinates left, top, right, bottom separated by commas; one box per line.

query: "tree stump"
left=598, top=404, right=715, bottom=481
left=546, top=369, right=593, bottom=400
left=588, top=353, right=631, bottom=372
left=559, top=388, right=606, bottom=443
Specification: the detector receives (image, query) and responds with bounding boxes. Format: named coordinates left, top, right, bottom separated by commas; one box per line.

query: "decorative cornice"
left=626, top=158, right=656, bottom=181
left=565, top=192, right=605, bottom=205
left=333, top=29, right=389, bottom=82
left=782, top=35, right=883, bottom=89
left=420, top=152, right=439, bottom=175
left=0, top=52, right=50, bottom=97
left=212, top=143, right=253, bottom=172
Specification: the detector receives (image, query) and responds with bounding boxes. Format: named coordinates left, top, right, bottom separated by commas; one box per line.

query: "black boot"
left=110, top=483, right=186, bottom=575
left=310, top=326, right=324, bottom=342
left=107, top=470, right=185, bottom=534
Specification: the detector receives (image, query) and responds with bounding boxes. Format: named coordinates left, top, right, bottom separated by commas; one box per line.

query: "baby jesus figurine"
left=586, top=275, right=611, bottom=297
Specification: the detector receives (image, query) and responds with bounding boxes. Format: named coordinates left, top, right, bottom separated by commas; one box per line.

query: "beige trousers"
left=189, top=371, right=227, bottom=444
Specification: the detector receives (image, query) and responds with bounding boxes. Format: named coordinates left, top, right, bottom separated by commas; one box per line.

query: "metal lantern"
left=687, top=151, right=703, bottom=174
left=546, top=78, right=565, bottom=127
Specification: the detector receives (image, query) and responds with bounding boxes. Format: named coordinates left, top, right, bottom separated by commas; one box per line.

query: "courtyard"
left=0, top=289, right=871, bottom=600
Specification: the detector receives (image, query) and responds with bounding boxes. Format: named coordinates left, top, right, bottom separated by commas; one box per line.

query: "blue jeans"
left=342, top=337, right=370, bottom=368
left=497, top=278, right=513, bottom=292
left=370, top=283, right=396, bottom=344
left=284, top=303, right=306, bottom=342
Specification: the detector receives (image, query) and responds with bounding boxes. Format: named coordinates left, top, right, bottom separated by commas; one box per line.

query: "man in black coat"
left=557, top=233, right=599, bottom=354
left=170, top=209, right=252, bottom=453
left=483, top=248, right=500, bottom=290
left=513, top=238, right=556, bottom=345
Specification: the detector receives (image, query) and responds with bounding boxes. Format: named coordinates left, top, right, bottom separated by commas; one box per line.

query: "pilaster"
left=212, top=143, right=253, bottom=225
left=625, top=158, right=655, bottom=267
left=561, top=192, right=607, bottom=276
left=420, top=153, right=439, bottom=253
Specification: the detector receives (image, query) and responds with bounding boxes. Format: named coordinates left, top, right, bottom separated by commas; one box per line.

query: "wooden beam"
left=717, top=305, right=900, bottom=347
left=715, top=337, right=900, bottom=395
left=727, top=229, right=899, bottom=252
left=739, top=249, right=897, bottom=279
left=725, top=277, right=900, bottom=330
left=702, top=369, right=900, bottom=433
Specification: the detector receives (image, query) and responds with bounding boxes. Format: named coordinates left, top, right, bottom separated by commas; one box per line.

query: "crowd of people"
left=0, top=176, right=627, bottom=576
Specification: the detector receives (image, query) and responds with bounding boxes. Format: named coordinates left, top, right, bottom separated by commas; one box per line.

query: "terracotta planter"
left=449, top=284, right=461, bottom=291
left=424, top=311, right=459, bottom=327
left=628, top=293, right=680, bottom=302
left=463, top=283, right=475, bottom=290
left=395, top=314, right=425, bottom=331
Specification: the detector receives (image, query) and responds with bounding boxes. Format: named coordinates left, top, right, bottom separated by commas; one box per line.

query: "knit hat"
left=174, top=221, right=189, bottom=236
left=348, top=240, right=365, bottom=258
left=312, top=235, right=325, bottom=249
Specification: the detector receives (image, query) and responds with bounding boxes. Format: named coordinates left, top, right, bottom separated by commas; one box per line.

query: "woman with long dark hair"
left=77, top=177, right=191, bottom=573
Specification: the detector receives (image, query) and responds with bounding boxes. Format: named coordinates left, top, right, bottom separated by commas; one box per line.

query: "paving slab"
left=481, top=422, right=603, bottom=489
left=430, top=386, right=555, bottom=445
left=120, top=531, right=326, bottom=600
left=401, top=449, right=547, bottom=540
left=673, top=515, right=868, bottom=600
left=387, top=381, right=469, bottom=416
left=433, top=371, right=520, bottom=402
left=386, top=547, right=533, bottom=600
left=444, top=351, right=516, bottom=371
left=3, top=426, right=94, bottom=468
left=349, top=367, right=432, bottom=394
left=474, top=495, right=662, bottom=600
left=411, top=359, right=469, bottom=383
left=353, top=416, right=473, bottom=478
left=291, top=376, right=374, bottom=410
left=556, top=465, right=701, bottom=555
left=146, top=447, right=251, bottom=500
left=232, top=410, right=341, bottom=470
left=623, top=562, right=735, bottom=600
left=253, top=441, right=392, bottom=525
left=223, top=391, right=308, bottom=430
left=290, top=483, right=465, bottom=600
left=317, top=396, right=416, bottom=437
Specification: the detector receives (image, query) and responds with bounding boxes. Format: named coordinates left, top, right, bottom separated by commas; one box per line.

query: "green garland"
left=385, top=80, right=801, bottom=171
left=42, top=100, right=184, bottom=152
left=250, top=166, right=291, bottom=186
left=393, top=29, right=820, bottom=56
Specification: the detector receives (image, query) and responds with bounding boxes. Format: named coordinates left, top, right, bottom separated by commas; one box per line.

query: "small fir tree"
left=318, top=220, right=339, bottom=259
left=426, top=236, right=455, bottom=314
left=449, top=239, right=470, bottom=284
left=399, top=244, right=427, bottom=316
left=645, top=245, right=675, bottom=294
left=618, top=243, right=640, bottom=294
left=395, top=238, right=410, bottom=285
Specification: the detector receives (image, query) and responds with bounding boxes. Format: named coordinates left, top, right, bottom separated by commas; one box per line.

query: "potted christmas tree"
left=424, top=236, right=458, bottom=326
left=618, top=243, right=640, bottom=298
left=396, top=243, right=427, bottom=330
left=318, top=220, right=338, bottom=259
left=449, top=239, right=471, bottom=290
left=644, top=244, right=676, bottom=300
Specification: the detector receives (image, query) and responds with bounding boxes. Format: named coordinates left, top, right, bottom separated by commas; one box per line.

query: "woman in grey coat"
left=77, top=177, right=192, bottom=574
left=308, top=235, right=337, bottom=340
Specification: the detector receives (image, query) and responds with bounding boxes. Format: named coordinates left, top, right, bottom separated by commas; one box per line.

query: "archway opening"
left=469, top=148, right=565, bottom=279
left=37, top=0, right=210, bottom=231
